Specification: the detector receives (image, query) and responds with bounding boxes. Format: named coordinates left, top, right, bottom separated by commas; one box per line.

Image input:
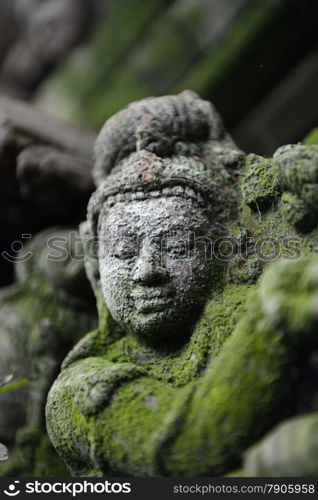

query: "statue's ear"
left=79, top=220, right=101, bottom=296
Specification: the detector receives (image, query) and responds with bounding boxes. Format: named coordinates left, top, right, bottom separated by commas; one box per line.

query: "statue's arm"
left=46, top=355, right=146, bottom=475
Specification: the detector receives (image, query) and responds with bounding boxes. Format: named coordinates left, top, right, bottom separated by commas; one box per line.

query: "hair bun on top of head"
left=93, top=90, right=243, bottom=187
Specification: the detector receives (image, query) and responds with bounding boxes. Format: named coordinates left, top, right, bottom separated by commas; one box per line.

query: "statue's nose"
left=132, top=247, right=168, bottom=285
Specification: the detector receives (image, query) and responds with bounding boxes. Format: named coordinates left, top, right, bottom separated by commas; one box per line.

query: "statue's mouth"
left=131, top=290, right=174, bottom=313
left=135, top=297, right=174, bottom=313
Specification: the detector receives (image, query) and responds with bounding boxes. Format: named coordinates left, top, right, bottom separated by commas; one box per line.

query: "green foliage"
left=0, top=379, right=30, bottom=394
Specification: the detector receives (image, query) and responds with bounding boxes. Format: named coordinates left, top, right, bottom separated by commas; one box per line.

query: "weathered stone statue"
left=46, top=91, right=318, bottom=476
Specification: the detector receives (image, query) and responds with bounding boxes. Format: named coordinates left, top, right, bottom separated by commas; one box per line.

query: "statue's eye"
left=108, top=237, right=138, bottom=260
left=164, top=237, right=188, bottom=259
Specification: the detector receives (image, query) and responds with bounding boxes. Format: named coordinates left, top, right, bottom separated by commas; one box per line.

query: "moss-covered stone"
left=45, top=92, right=318, bottom=478
left=242, top=154, right=281, bottom=212
left=244, top=414, right=318, bottom=477
left=270, top=144, right=318, bottom=232
left=280, top=191, right=315, bottom=233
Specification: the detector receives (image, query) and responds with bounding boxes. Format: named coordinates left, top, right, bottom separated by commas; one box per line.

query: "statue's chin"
left=123, top=308, right=194, bottom=343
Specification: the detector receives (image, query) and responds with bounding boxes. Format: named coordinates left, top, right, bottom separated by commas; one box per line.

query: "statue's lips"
left=132, top=291, right=174, bottom=313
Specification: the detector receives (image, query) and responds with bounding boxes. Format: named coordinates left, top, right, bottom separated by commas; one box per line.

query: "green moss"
left=99, top=284, right=252, bottom=387
left=280, top=192, right=315, bottom=233
left=303, top=127, right=318, bottom=146
left=232, top=148, right=318, bottom=284
left=6, top=273, right=94, bottom=352
left=242, top=154, right=281, bottom=212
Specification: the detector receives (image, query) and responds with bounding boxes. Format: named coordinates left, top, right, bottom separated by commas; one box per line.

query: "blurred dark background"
left=1, top=0, right=317, bottom=153
left=0, top=0, right=317, bottom=286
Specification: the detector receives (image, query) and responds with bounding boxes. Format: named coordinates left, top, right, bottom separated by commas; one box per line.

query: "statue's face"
left=99, top=196, right=213, bottom=340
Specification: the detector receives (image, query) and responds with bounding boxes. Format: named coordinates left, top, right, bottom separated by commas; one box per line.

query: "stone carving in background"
left=0, top=96, right=98, bottom=476
left=0, top=95, right=95, bottom=286
left=0, top=228, right=97, bottom=476
left=0, top=0, right=105, bottom=99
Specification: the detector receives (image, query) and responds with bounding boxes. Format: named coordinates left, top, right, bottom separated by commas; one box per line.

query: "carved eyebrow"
left=149, top=226, right=200, bottom=240
left=107, top=230, right=137, bottom=239
left=161, top=219, right=205, bottom=232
